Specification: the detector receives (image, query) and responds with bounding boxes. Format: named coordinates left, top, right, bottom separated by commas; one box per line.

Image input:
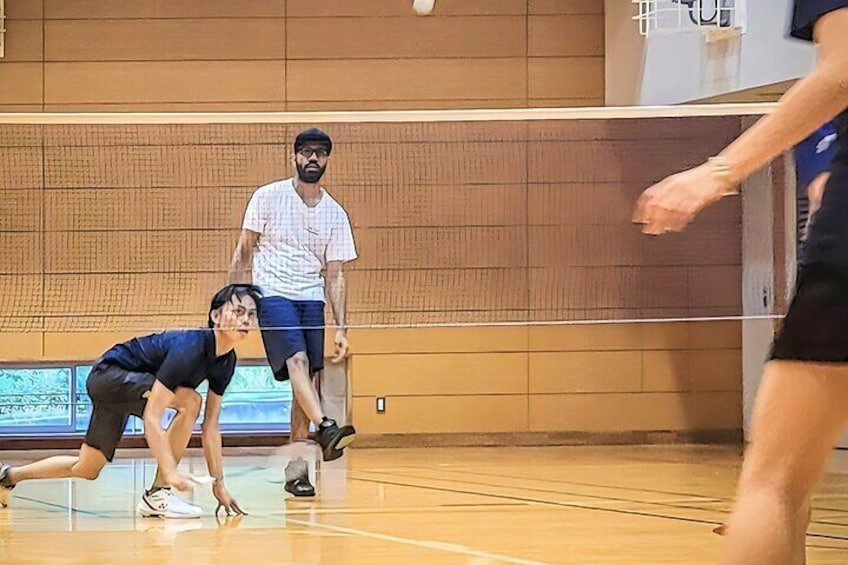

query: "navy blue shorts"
left=258, top=296, right=325, bottom=381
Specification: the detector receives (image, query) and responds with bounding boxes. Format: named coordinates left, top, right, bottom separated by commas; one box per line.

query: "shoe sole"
left=137, top=502, right=202, bottom=519
left=323, top=426, right=356, bottom=462
left=284, top=483, right=316, bottom=497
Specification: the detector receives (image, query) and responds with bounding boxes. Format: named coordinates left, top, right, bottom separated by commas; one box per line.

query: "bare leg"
left=151, top=388, right=202, bottom=488
left=7, top=443, right=108, bottom=483
left=287, top=353, right=324, bottom=427
left=722, top=361, right=848, bottom=565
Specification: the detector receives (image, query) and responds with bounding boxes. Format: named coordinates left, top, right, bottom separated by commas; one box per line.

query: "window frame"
left=0, top=361, right=291, bottom=436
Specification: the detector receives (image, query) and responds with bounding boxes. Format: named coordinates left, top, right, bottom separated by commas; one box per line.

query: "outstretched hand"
left=213, top=482, right=247, bottom=516
left=633, top=162, right=737, bottom=235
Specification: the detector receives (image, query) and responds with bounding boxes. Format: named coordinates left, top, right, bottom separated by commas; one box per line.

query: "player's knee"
left=742, top=465, right=808, bottom=509
left=75, top=461, right=105, bottom=480
left=174, top=388, right=202, bottom=415
left=79, top=467, right=101, bottom=480
left=287, top=352, right=310, bottom=374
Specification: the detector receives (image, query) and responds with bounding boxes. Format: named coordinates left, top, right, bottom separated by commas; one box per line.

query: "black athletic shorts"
left=771, top=262, right=848, bottom=362
left=84, top=362, right=152, bottom=461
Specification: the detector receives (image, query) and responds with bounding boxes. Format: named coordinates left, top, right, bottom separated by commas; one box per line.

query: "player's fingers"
left=232, top=501, right=247, bottom=515
left=632, top=193, right=653, bottom=223
left=215, top=503, right=225, bottom=517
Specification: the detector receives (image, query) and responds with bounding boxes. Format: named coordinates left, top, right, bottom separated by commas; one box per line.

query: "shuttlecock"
left=412, top=0, right=436, bottom=15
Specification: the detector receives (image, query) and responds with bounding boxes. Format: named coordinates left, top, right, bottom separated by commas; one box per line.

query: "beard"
left=296, top=162, right=326, bottom=183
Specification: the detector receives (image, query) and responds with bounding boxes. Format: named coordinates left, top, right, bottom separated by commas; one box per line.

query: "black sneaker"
left=0, top=464, right=15, bottom=508
left=284, top=458, right=315, bottom=498
left=310, top=418, right=356, bottom=462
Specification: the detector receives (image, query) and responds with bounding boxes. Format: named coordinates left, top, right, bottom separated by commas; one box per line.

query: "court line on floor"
left=11, top=495, right=109, bottom=517
left=387, top=466, right=848, bottom=533
left=348, top=475, right=848, bottom=544
left=285, top=516, right=548, bottom=565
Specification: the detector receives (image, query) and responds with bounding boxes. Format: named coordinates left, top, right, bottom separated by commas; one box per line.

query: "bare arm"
left=202, top=390, right=246, bottom=514
left=326, top=261, right=347, bottom=331
left=634, top=9, right=848, bottom=235
left=229, top=229, right=259, bottom=284
left=201, top=391, right=225, bottom=482
left=720, top=10, right=848, bottom=185
left=143, top=382, right=182, bottom=484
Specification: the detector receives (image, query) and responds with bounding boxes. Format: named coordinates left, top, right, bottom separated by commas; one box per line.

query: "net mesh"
left=0, top=111, right=770, bottom=333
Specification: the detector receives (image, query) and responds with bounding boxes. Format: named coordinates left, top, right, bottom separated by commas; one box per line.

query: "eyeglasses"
left=297, top=147, right=330, bottom=159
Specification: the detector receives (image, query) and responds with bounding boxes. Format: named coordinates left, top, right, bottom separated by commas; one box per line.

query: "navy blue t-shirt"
left=791, top=0, right=848, bottom=40
left=789, top=1, right=848, bottom=269
left=790, top=1, right=848, bottom=172
left=100, top=330, right=236, bottom=396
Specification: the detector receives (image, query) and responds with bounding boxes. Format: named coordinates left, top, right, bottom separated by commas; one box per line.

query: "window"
left=0, top=364, right=291, bottom=436
left=0, top=367, right=73, bottom=432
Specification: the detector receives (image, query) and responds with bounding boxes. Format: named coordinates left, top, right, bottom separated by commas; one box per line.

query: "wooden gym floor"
left=1, top=445, right=847, bottom=564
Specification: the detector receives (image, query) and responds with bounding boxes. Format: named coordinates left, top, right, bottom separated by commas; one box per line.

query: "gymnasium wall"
left=0, top=0, right=744, bottom=441
left=0, top=115, right=745, bottom=439
left=0, top=0, right=604, bottom=112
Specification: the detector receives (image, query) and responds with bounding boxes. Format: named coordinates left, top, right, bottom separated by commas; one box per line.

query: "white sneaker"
left=137, top=487, right=202, bottom=519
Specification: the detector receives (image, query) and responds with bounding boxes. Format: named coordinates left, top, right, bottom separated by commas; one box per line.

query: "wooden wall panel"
left=529, top=15, right=604, bottom=57
left=3, top=21, right=44, bottom=61
left=0, top=65, right=43, bottom=105
left=42, top=274, right=221, bottom=316
left=351, top=327, right=530, bottom=354
left=353, top=395, right=529, bottom=434
left=0, top=334, right=43, bottom=360
left=344, top=184, right=526, bottom=228
left=287, top=17, right=525, bottom=59
left=5, top=0, right=604, bottom=110
left=529, top=225, right=740, bottom=267
left=352, top=353, right=528, bottom=396
left=0, top=234, right=42, bottom=274
left=1, top=114, right=753, bottom=440
left=529, top=0, right=604, bottom=14
left=43, top=145, right=283, bottom=189
left=45, top=187, right=254, bottom=231
left=528, top=183, right=740, bottom=225
left=44, top=20, right=286, bottom=61
left=353, top=227, right=527, bottom=269
left=642, top=349, right=742, bottom=392
left=529, top=351, right=642, bottom=393
left=286, top=0, right=526, bottom=17
left=45, top=231, right=234, bottom=274
left=0, top=147, right=42, bottom=188
left=287, top=59, right=527, bottom=104
left=0, top=190, right=41, bottom=231
left=44, top=62, right=286, bottom=106
left=346, top=268, right=529, bottom=314
left=529, top=58, right=604, bottom=102
left=43, top=0, right=286, bottom=19
left=528, top=391, right=742, bottom=431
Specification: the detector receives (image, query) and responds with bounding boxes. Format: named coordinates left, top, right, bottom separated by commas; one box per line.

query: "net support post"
left=0, top=0, right=6, bottom=59
left=740, top=147, right=795, bottom=441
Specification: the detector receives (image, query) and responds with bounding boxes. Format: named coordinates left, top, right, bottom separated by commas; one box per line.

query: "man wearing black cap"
left=230, top=128, right=357, bottom=497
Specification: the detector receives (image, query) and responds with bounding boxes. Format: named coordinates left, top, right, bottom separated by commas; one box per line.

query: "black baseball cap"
left=294, top=128, right=333, bottom=155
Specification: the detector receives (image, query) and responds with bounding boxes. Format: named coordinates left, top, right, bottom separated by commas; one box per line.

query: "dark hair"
left=208, top=284, right=262, bottom=328
left=293, top=127, right=332, bottom=155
